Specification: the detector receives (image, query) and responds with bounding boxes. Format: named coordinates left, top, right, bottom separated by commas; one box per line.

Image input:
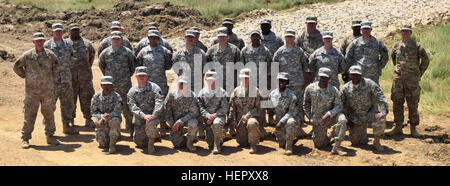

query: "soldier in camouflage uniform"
left=14, top=32, right=61, bottom=148
left=180, top=27, right=208, bottom=53
left=270, top=72, right=302, bottom=155
left=197, top=70, right=229, bottom=154
left=165, top=76, right=200, bottom=152
left=229, top=69, right=265, bottom=154
left=304, top=68, right=348, bottom=155
left=98, top=21, right=133, bottom=56
left=91, top=76, right=122, bottom=154
left=67, top=23, right=96, bottom=128
left=213, top=18, right=245, bottom=50
left=339, top=20, right=361, bottom=83
left=309, top=31, right=347, bottom=89
left=43, top=23, right=78, bottom=135
left=99, top=31, right=137, bottom=138
left=260, top=19, right=284, bottom=55
left=127, top=67, right=164, bottom=154
left=387, top=24, right=429, bottom=138
left=345, top=21, right=389, bottom=84
left=273, top=29, right=309, bottom=137
left=342, top=66, right=388, bottom=151
left=135, top=22, right=173, bottom=56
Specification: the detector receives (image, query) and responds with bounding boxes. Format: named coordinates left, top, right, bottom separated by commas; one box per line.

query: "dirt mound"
left=0, top=0, right=215, bottom=42
left=0, top=49, right=15, bottom=62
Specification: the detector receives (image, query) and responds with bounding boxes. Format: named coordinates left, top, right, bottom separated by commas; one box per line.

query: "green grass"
left=3, top=0, right=117, bottom=12
left=380, top=21, right=450, bottom=115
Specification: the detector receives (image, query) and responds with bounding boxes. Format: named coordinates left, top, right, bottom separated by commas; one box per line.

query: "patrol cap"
left=277, top=72, right=289, bottom=80
left=135, top=66, right=148, bottom=75
left=217, top=27, right=228, bottom=37
left=110, top=21, right=122, bottom=29
left=306, top=16, right=318, bottom=23
left=318, top=67, right=331, bottom=78
left=205, top=70, right=217, bottom=80
left=190, top=27, right=201, bottom=33
left=52, top=23, right=63, bottom=31
left=250, top=30, right=262, bottom=37
left=349, top=65, right=362, bottom=75
left=147, top=22, right=159, bottom=29
left=322, top=31, right=333, bottom=39
left=100, top=76, right=113, bottom=85
left=69, top=23, right=80, bottom=30
left=147, top=29, right=160, bottom=37
left=284, top=29, right=296, bottom=37
left=185, top=30, right=196, bottom=37
left=361, top=21, right=372, bottom=29
left=260, top=19, right=271, bottom=25
left=239, top=68, right=251, bottom=78
left=110, top=31, right=122, bottom=39
left=32, top=32, right=46, bottom=41
left=352, top=20, right=362, bottom=27
left=400, top=24, right=412, bottom=31
left=222, top=18, right=234, bottom=25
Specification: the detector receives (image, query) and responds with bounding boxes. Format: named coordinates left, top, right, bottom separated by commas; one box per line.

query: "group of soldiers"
left=13, top=15, right=429, bottom=156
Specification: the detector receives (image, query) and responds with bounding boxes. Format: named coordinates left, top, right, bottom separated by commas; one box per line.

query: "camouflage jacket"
left=296, top=30, right=324, bottom=56
left=44, top=38, right=73, bottom=84
left=197, top=87, right=229, bottom=120
left=127, top=81, right=164, bottom=120
left=213, top=32, right=245, bottom=50
left=135, top=36, right=173, bottom=56
left=273, top=45, right=309, bottom=88
left=391, top=39, right=429, bottom=80
left=228, top=86, right=261, bottom=123
left=261, top=31, right=284, bottom=55
left=269, top=88, right=299, bottom=124
left=98, top=36, right=133, bottom=56
left=90, top=90, right=123, bottom=121
left=165, top=89, right=200, bottom=127
left=99, top=46, right=137, bottom=92
left=136, top=45, right=173, bottom=84
left=309, top=46, right=347, bottom=88
left=67, top=37, right=95, bottom=81
left=304, top=82, right=342, bottom=124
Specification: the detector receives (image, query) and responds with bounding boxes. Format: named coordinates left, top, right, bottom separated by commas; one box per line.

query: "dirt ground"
left=0, top=32, right=448, bottom=166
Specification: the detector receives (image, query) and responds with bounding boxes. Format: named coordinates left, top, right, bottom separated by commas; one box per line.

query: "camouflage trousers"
left=21, top=92, right=56, bottom=140
left=203, top=117, right=226, bottom=148
left=50, top=83, right=75, bottom=124
left=116, top=90, right=133, bottom=131
left=291, top=86, right=305, bottom=122
left=95, top=117, right=121, bottom=148
left=170, top=119, right=199, bottom=148
left=236, top=118, right=263, bottom=146
left=391, top=77, right=421, bottom=126
left=348, top=116, right=385, bottom=146
left=72, top=79, right=95, bottom=120
left=312, top=113, right=347, bottom=149
left=274, top=117, right=302, bottom=147
left=133, top=118, right=160, bottom=147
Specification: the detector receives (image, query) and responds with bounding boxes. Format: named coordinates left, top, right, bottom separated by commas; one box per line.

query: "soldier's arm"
left=49, top=52, right=60, bottom=80
left=308, top=52, right=317, bottom=75
left=164, top=94, right=175, bottom=126
left=110, top=93, right=123, bottom=119
left=176, top=97, right=199, bottom=126
left=228, top=91, right=237, bottom=123
left=341, top=87, right=351, bottom=116
left=136, top=51, right=144, bottom=67
left=90, top=95, right=104, bottom=120
left=128, top=50, right=137, bottom=76
left=378, top=40, right=389, bottom=69
left=303, top=87, right=312, bottom=120
left=372, top=83, right=389, bottom=116
left=340, top=39, right=347, bottom=56
left=239, top=49, right=246, bottom=64
left=124, top=39, right=134, bottom=53
left=197, top=95, right=211, bottom=120
left=345, top=43, right=355, bottom=67
left=418, top=45, right=430, bottom=77
left=391, top=43, right=398, bottom=66
left=135, top=41, right=144, bottom=56
left=216, top=91, right=230, bottom=117
left=280, top=94, right=299, bottom=124
left=152, top=86, right=164, bottom=118
left=234, top=47, right=241, bottom=62
left=88, top=42, right=95, bottom=67
left=97, top=40, right=106, bottom=57
left=13, top=53, right=27, bottom=78
left=164, top=48, right=174, bottom=70
left=327, top=89, right=343, bottom=118
left=338, top=52, right=347, bottom=74
left=239, top=39, right=245, bottom=50
left=98, top=52, right=106, bottom=75
left=163, top=40, right=173, bottom=53
left=247, top=91, right=261, bottom=118
left=127, top=90, right=146, bottom=120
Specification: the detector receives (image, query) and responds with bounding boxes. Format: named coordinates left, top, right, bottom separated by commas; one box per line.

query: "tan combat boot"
left=108, top=138, right=117, bottom=154
left=63, top=122, right=79, bottom=135
left=148, top=138, right=156, bottom=154
left=331, top=140, right=347, bottom=156
left=410, top=125, right=421, bottom=138
left=21, top=140, right=30, bottom=149
left=386, top=123, right=403, bottom=136
left=249, top=145, right=257, bottom=154
left=373, top=137, right=384, bottom=152
left=284, top=140, right=293, bottom=155
left=46, top=136, right=60, bottom=145
left=186, top=137, right=196, bottom=152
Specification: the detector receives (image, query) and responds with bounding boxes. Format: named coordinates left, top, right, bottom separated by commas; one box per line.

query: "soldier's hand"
left=375, top=113, right=384, bottom=121
left=103, top=113, right=110, bottom=119
left=207, top=114, right=215, bottom=125
left=275, top=122, right=282, bottom=131
left=95, top=119, right=104, bottom=128
left=145, top=115, right=156, bottom=123
left=241, top=115, right=248, bottom=123
left=321, top=113, right=330, bottom=125
left=172, top=122, right=180, bottom=133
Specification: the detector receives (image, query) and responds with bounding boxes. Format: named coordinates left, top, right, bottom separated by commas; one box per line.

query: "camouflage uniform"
left=304, top=79, right=347, bottom=149
left=172, top=45, right=207, bottom=93
left=43, top=37, right=75, bottom=126
left=391, top=35, right=429, bottom=127
left=342, top=76, right=388, bottom=147
left=127, top=76, right=164, bottom=149
left=14, top=36, right=59, bottom=142
left=98, top=21, right=133, bottom=56
left=296, top=29, right=324, bottom=57
left=99, top=40, right=137, bottom=134
left=309, top=46, right=346, bottom=89
left=261, top=31, right=284, bottom=55
left=135, top=37, right=173, bottom=56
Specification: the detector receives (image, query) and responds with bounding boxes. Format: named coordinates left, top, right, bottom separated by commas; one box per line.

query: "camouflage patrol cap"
left=318, top=67, right=331, bottom=78
left=100, top=76, right=113, bottom=85
left=260, top=18, right=271, bottom=25
left=147, top=22, right=159, bottom=29
left=205, top=70, right=217, bottom=80
left=32, top=32, right=46, bottom=41
left=69, top=23, right=80, bottom=30
left=250, top=30, right=262, bottom=37
left=147, top=29, right=160, bottom=37
left=306, top=16, right=318, bottom=23
left=52, top=23, right=63, bottom=31
left=217, top=27, right=228, bottom=37
left=222, top=18, right=234, bottom=25
left=352, top=20, right=362, bottom=27
left=185, top=30, right=196, bottom=37
left=361, top=21, right=372, bottom=29
left=110, top=21, right=122, bottom=29
left=110, top=31, right=122, bottom=39
left=239, top=68, right=251, bottom=78
left=322, top=31, right=333, bottom=39
left=400, top=24, right=412, bottom=31
left=277, top=72, right=289, bottom=80
left=135, top=66, right=148, bottom=76
left=349, top=65, right=362, bottom=75
left=190, top=27, right=201, bottom=33
left=284, top=29, right=296, bottom=37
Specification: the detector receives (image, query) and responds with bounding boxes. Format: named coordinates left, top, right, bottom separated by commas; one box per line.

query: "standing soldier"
left=135, top=22, right=173, bottom=55
left=213, top=18, right=245, bottom=50
left=67, top=23, right=96, bottom=128
left=91, top=76, right=122, bottom=154
left=387, top=24, right=430, bottom=137
left=165, top=76, right=200, bottom=152
left=273, top=29, right=309, bottom=137
left=98, top=21, right=133, bottom=56
left=309, top=31, right=347, bottom=89
left=99, top=31, right=137, bottom=138
left=304, top=68, right=347, bottom=155
left=342, top=65, right=388, bottom=151
left=345, top=21, right=389, bottom=84
left=197, top=70, right=229, bottom=154
left=260, top=19, right=284, bottom=55
left=43, top=23, right=78, bottom=135
left=229, top=69, right=264, bottom=154
left=340, top=20, right=361, bottom=83
left=180, top=27, right=208, bottom=53
left=127, top=67, right=164, bottom=154
left=14, top=32, right=60, bottom=148
left=270, top=72, right=302, bottom=155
